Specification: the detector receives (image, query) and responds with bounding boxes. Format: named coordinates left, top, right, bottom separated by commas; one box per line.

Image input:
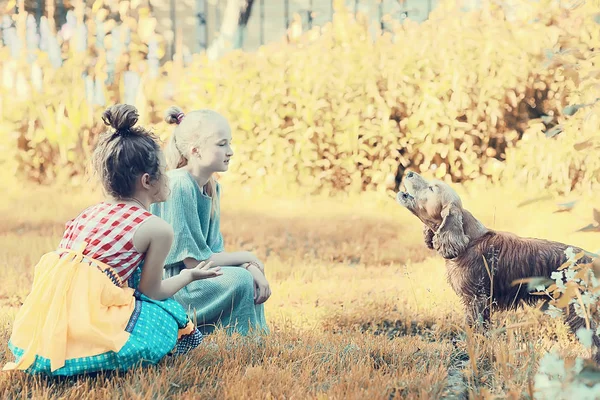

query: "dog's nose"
left=406, top=171, right=414, bottom=178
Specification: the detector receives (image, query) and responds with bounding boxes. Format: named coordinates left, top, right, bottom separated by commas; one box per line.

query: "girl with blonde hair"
left=150, top=106, right=270, bottom=336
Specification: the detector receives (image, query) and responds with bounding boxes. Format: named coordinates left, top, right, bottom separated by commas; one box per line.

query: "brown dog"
left=396, top=171, right=600, bottom=357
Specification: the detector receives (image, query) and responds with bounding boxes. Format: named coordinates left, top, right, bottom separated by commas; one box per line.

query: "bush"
left=172, top=2, right=565, bottom=195
left=500, top=2, right=600, bottom=195
left=1, top=0, right=599, bottom=195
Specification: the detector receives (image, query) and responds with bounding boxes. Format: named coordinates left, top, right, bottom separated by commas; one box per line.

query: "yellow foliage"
left=1, top=0, right=599, bottom=196
left=501, top=1, right=600, bottom=195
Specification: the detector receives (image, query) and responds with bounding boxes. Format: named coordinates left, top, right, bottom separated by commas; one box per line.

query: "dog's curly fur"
left=396, top=171, right=600, bottom=360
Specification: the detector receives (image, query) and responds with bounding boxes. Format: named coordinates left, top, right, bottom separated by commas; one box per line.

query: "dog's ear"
left=423, top=225, right=434, bottom=249
left=433, top=203, right=469, bottom=259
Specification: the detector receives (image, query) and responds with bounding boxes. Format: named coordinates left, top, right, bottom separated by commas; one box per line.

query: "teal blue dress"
left=150, top=169, right=269, bottom=336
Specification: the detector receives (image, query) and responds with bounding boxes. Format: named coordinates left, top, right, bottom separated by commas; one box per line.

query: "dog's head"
left=396, top=171, right=470, bottom=259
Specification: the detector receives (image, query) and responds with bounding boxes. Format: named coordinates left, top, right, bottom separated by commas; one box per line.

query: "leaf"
left=575, top=268, right=588, bottom=281
left=555, top=285, right=577, bottom=308
left=566, top=0, right=585, bottom=10
left=593, top=258, right=600, bottom=279
left=577, top=327, right=594, bottom=349
left=558, top=259, right=574, bottom=270
left=517, top=194, right=553, bottom=208
left=554, top=200, right=577, bottom=213
left=563, top=104, right=586, bottom=116
left=578, top=365, right=600, bottom=386
left=5, top=0, right=16, bottom=11
left=544, top=125, right=563, bottom=138
left=585, top=250, right=600, bottom=258
left=511, top=276, right=553, bottom=290
left=561, top=68, right=581, bottom=87
left=576, top=223, right=600, bottom=233
left=527, top=277, right=555, bottom=292
left=574, top=139, right=594, bottom=151
left=91, top=0, right=104, bottom=13
left=594, top=13, right=600, bottom=24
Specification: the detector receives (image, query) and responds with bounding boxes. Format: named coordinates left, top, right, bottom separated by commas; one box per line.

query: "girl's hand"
left=246, top=264, right=271, bottom=305
left=183, top=261, right=223, bottom=281
left=252, top=259, right=265, bottom=273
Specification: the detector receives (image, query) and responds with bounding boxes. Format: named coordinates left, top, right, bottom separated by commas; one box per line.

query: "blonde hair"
left=164, top=105, right=226, bottom=217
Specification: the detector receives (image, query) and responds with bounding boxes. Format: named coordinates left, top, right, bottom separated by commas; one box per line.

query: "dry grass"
left=0, top=174, right=598, bottom=399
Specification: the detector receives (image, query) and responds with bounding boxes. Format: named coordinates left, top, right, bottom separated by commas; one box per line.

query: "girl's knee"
left=231, top=268, right=255, bottom=296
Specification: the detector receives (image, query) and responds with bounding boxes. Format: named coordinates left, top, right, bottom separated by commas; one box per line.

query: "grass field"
left=0, top=175, right=598, bottom=399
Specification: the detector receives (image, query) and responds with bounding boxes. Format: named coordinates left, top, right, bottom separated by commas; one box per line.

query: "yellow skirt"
left=3, top=243, right=202, bottom=376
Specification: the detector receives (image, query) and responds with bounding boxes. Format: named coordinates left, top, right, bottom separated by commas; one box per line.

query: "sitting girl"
left=150, top=106, right=270, bottom=336
left=3, top=104, right=221, bottom=376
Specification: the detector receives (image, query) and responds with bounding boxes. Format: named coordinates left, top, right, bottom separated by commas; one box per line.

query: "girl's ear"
left=190, top=146, right=201, bottom=159
left=141, top=173, right=151, bottom=189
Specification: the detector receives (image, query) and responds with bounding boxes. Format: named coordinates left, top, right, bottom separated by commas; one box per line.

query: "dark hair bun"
left=102, top=104, right=139, bottom=133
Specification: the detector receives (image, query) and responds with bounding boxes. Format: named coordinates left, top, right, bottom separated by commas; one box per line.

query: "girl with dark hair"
left=3, top=104, right=222, bottom=377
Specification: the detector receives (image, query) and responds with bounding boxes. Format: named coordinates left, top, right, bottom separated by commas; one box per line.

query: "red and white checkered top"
left=58, top=202, right=154, bottom=281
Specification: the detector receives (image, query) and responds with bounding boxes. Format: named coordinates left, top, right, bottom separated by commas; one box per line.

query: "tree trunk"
left=234, top=0, right=254, bottom=48
left=206, top=0, right=254, bottom=61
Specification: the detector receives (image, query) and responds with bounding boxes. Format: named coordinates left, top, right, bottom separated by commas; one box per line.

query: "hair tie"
left=176, top=112, right=185, bottom=124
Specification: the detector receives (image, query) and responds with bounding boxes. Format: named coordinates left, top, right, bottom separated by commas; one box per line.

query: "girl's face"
left=149, top=152, right=170, bottom=203
left=192, top=118, right=234, bottom=173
